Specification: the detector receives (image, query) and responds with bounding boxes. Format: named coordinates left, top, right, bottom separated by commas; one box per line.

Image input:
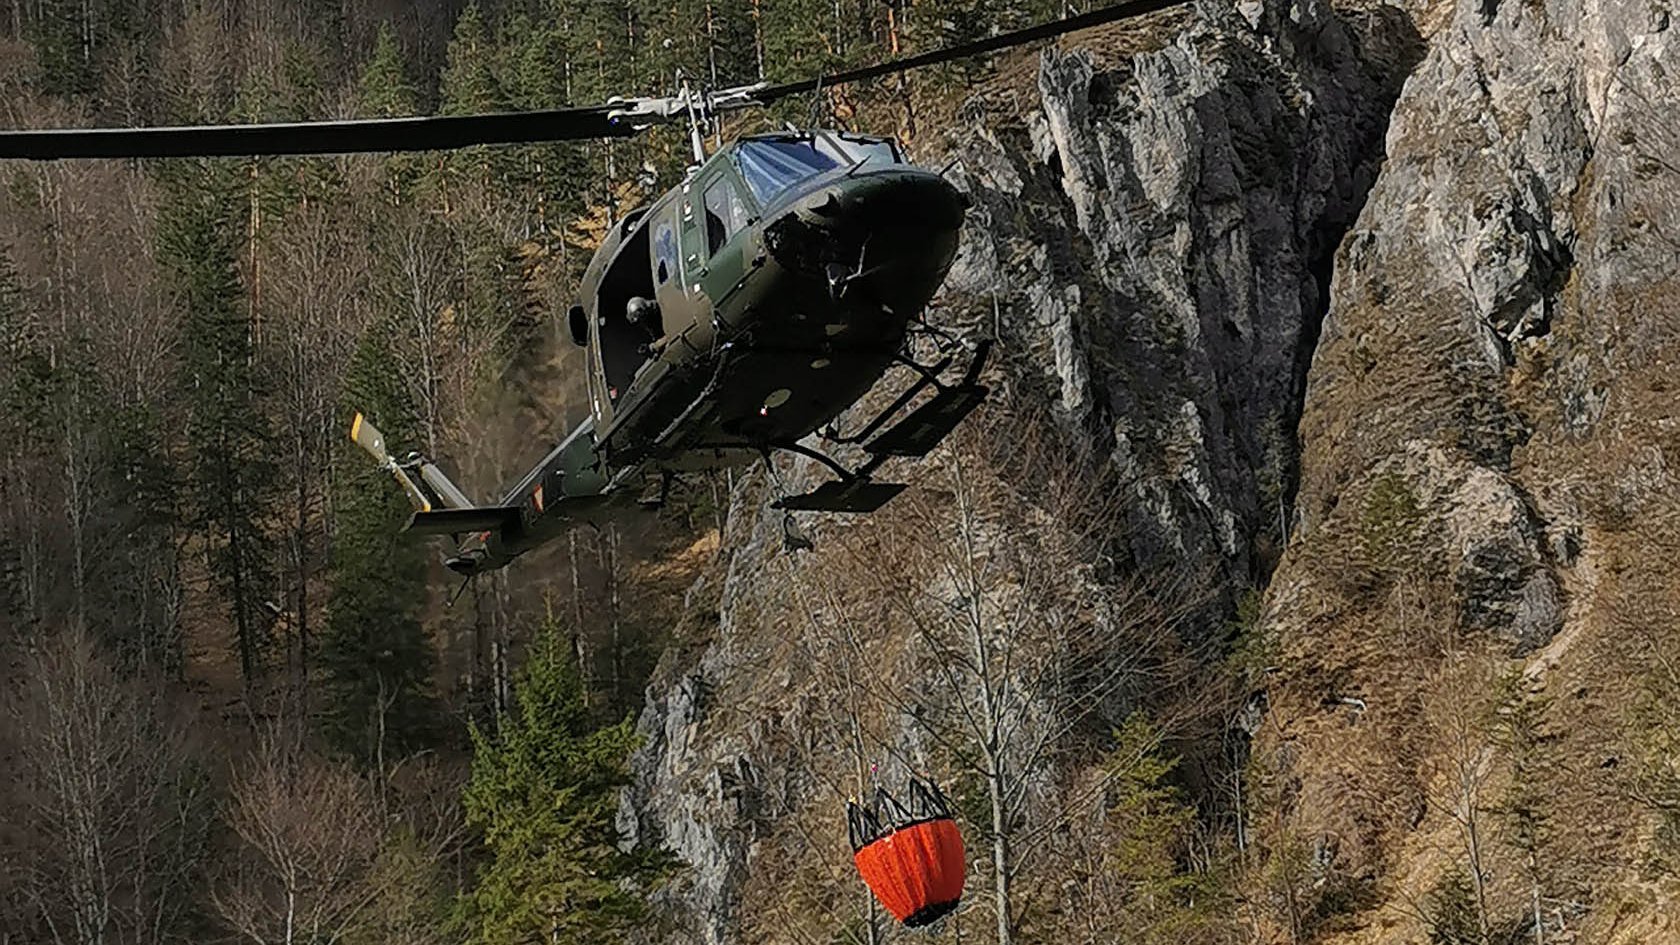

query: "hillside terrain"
left=2, top=0, right=1678, bottom=944
left=624, top=0, right=1680, bottom=941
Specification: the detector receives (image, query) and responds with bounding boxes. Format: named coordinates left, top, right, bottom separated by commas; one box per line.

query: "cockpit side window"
left=702, top=175, right=750, bottom=257
left=734, top=139, right=842, bottom=205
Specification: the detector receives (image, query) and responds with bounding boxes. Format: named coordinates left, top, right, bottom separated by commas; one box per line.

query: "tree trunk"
left=568, top=530, right=591, bottom=694
left=1460, top=765, right=1491, bottom=945
left=227, top=472, right=258, bottom=705
left=988, top=764, right=1013, bottom=945
left=751, top=0, right=763, bottom=80
left=599, top=525, right=622, bottom=705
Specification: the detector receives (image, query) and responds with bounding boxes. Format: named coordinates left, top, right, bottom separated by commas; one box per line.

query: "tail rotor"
left=350, top=412, right=433, bottom=513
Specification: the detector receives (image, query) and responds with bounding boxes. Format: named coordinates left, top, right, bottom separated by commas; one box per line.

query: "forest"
left=0, top=1, right=1117, bottom=943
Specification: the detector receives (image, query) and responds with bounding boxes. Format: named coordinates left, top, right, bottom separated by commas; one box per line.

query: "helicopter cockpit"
left=588, top=130, right=909, bottom=415
left=732, top=131, right=903, bottom=206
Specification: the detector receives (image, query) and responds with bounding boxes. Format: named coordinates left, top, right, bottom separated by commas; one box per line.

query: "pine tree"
left=456, top=610, right=665, bottom=945
left=1426, top=868, right=1482, bottom=945
left=0, top=243, right=47, bottom=413
left=359, top=23, right=423, bottom=203
left=158, top=161, right=277, bottom=698
left=439, top=4, right=502, bottom=117
left=277, top=41, right=341, bottom=202
left=102, top=400, right=184, bottom=675
left=921, top=0, right=1001, bottom=85
left=321, top=322, right=435, bottom=765
left=0, top=243, right=54, bottom=630
left=499, top=12, right=588, bottom=236
left=359, top=23, right=415, bottom=118
left=435, top=3, right=510, bottom=203
left=1102, top=715, right=1233, bottom=943
left=709, top=0, right=761, bottom=86
left=26, top=0, right=97, bottom=96
left=760, top=0, right=843, bottom=84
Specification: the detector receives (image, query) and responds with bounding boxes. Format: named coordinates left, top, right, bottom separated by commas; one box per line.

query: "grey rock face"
left=623, top=0, right=1422, bottom=938
left=945, top=0, right=1417, bottom=585
left=1289, top=0, right=1678, bottom=645
left=619, top=478, right=781, bottom=945
left=1256, top=0, right=1680, bottom=923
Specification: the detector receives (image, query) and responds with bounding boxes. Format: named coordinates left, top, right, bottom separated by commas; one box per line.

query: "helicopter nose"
left=767, top=167, right=968, bottom=312
left=794, top=168, right=968, bottom=236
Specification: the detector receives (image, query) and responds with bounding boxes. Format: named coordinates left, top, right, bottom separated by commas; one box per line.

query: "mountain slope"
left=621, top=0, right=1431, bottom=940
left=1256, top=0, right=1680, bottom=939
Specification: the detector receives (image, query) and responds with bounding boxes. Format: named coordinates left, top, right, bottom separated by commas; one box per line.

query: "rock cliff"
left=623, top=0, right=1680, bottom=938
left=1256, top=0, right=1680, bottom=937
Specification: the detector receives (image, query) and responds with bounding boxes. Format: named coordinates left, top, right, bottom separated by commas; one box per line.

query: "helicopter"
left=0, top=0, right=1183, bottom=578
left=350, top=113, right=989, bottom=576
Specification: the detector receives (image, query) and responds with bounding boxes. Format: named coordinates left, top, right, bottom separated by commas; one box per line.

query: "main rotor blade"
left=0, top=105, right=634, bottom=161
left=0, top=0, right=1189, bottom=161
left=756, top=0, right=1191, bottom=102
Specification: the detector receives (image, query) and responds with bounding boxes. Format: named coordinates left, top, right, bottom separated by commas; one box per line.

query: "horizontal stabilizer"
left=404, top=506, right=522, bottom=537
left=772, top=480, right=907, bottom=513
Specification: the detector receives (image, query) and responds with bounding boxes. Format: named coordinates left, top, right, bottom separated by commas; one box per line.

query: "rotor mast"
left=609, top=79, right=769, bottom=170
left=680, top=75, right=708, bottom=166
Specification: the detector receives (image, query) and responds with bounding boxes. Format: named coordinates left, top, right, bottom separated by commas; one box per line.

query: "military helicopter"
left=352, top=113, right=989, bottom=577
left=0, top=1, right=1182, bottom=578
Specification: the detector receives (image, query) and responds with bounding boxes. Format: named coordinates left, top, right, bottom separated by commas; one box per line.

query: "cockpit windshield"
left=817, top=134, right=899, bottom=167
left=733, top=133, right=902, bottom=205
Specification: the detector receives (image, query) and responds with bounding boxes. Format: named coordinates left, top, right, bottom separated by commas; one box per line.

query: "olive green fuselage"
left=446, top=133, right=966, bottom=574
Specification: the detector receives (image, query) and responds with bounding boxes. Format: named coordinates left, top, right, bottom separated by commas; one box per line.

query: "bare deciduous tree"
left=1421, top=654, right=1502, bottom=945
left=764, top=408, right=1209, bottom=945
left=213, top=730, right=383, bottom=945
left=6, top=630, right=209, bottom=945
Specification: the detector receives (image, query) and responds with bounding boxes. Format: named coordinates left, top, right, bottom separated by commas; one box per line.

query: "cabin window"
left=655, top=222, right=677, bottom=284
left=734, top=139, right=842, bottom=205
left=703, top=176, right=749, bottom=257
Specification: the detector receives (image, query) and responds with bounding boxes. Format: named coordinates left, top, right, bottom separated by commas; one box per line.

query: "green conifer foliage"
left=26, top=0, right=98, bottom=96
left=708, top=0, right=761, bottom=86
left=457, top=611, right=665, bottom=944
left=760, top=0, right=843, bottom=83
left=440, top=4, right=504, bottom=117
left=321, top=322, right=436, bottom=763
left=499, top=12, right=588, bottom=237
left=1425, top=868, right=1482, bottom=945
left=359, top=23, right=414, bottom=118
left=0, top=244, right=52, bottom=629
left=359, top=23, right=423, bottom=202
left=439, top=4, right=501, bottom=173
left=0, top=244, right=48, bottom=426
left=103, top=400, right=185, bottom=674
left=158, top=160, right=277, bottom=694
left=1101, top=715, right=1235, bottom=943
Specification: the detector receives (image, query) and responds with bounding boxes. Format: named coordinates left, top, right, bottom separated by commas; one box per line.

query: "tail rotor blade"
left=350, top=412, right=391, bottom=466
left=349, top=412, right=432, bottom=513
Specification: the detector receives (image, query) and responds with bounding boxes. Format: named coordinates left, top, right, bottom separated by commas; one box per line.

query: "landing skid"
left=773, top=479, right=907, bottom=513
left=769, top=338, right=992, bottom=514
